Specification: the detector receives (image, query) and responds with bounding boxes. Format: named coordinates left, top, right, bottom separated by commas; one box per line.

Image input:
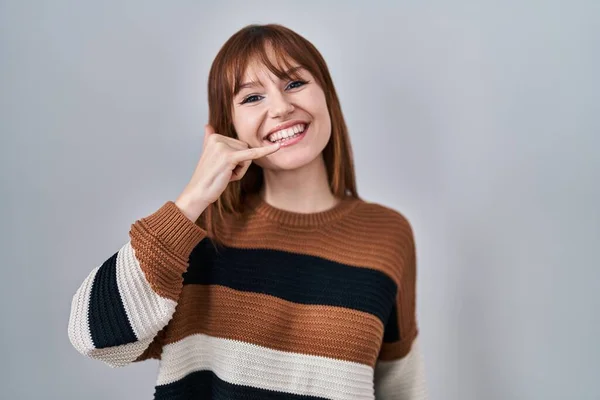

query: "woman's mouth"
left=264, top=123, right=309, bottom=147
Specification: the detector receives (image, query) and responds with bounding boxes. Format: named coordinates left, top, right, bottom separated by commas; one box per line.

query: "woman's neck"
left=259, top=155, right=340, bottom=214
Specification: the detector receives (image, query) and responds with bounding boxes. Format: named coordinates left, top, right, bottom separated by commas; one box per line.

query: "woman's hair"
left=198, top=23, right=359, bottom=245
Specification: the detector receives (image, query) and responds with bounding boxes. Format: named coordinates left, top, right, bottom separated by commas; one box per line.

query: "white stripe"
left=68, top=265, right=99, bottom=357
left=157, top=333, right=376, bottom=400
left=116, top=241, right=178, bottom=339
left=374, top=336, right=428, bottom=399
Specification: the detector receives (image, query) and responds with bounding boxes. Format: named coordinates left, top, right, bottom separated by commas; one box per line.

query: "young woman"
left=68, top=24, right=428, bottom=399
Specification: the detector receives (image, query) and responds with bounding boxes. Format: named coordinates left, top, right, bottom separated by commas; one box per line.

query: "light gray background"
left=1, top=1, right=598, bottom=399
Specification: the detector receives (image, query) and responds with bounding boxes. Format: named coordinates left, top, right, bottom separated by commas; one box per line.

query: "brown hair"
left=199, top=23, right=359, bottom=245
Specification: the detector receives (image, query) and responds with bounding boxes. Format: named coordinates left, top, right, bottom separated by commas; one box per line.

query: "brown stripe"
left=396, top=231, right=417, bottom=354
left=162, top=284, right=385, bottom=367
left=130, top=201, right=207, bottom=301
left=378, top=330, right=419, bottom=361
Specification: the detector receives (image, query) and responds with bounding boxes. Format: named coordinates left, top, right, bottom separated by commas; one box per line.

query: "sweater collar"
left=244, top=192, right=361, bottom=228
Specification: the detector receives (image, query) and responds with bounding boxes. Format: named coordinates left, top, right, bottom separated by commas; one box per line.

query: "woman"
left=68, top=23, right=428, bottom=399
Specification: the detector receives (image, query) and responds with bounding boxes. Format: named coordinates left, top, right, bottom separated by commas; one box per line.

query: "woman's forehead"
left=241, top=62, right=270, bottom=81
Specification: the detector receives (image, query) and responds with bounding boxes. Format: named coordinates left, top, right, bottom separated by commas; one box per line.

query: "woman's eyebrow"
left=239, top=80, right=261, bottom=90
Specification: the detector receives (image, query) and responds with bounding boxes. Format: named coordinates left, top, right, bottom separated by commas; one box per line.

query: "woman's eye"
left=241, top=95, right=262, bottom=104
left=240, top=81, right=307, bottom=105
left=287, top=80, right=307, bottom=90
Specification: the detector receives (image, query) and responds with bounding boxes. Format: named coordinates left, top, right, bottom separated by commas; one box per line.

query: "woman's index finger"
left=233, top=142, right=281, bottom=162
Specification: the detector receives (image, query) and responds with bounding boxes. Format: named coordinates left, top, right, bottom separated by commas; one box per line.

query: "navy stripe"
left=382, top=302, right=400, bottom=342
left=184, top=239, right=397, bottom=324
left=88, top=251, right=137, bottom=348
left=154, top=370, right=328, bottom=400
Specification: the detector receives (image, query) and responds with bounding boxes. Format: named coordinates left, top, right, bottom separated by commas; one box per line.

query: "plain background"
left=1, top=1, right=599, bottom=399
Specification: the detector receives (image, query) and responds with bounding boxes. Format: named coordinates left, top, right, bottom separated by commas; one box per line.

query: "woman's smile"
left=264, top=123, right=310, bottom=148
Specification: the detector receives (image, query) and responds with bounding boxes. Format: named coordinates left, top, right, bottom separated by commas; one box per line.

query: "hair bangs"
left=230, top=37, right=307, bottom=96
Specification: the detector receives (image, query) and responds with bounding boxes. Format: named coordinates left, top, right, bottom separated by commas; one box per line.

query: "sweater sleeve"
left=67, top=201, right=207, bottom=368
left=374, top=336, right=428, bottom=399
left=374, top=218, right=428, bottom=399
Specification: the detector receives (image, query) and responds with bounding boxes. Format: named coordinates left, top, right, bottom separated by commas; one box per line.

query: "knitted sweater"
left=68, top=193, right=428, bottom=399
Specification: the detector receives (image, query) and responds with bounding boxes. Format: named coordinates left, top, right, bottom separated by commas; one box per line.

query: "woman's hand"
left=175, top=124, right=281, bottom=221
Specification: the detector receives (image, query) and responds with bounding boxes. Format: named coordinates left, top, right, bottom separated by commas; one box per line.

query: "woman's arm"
left=374, top=217, right=428, bottom=399
left=67, top=201, right=206, bottom=367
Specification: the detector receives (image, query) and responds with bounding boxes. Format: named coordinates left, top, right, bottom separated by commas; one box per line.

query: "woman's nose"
left=268, top=92, right=295, bottom=118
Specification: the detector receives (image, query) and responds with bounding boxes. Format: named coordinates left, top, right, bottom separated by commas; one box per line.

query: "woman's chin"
left=263, top=151, right=324, bottom=172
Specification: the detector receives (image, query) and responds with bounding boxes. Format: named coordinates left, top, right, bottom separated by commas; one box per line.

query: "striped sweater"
left=68, top=193, right=428, bottom=399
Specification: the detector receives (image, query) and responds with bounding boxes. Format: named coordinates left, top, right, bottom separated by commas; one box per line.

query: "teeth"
left=267, top=124, right=306, bottom=142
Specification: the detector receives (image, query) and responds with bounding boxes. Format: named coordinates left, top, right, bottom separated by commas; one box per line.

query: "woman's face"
left=231, top=59, right=331, bottom=171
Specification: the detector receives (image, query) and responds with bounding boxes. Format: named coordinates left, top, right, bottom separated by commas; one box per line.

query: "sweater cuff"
left=136, top=201, right=207, bottom=260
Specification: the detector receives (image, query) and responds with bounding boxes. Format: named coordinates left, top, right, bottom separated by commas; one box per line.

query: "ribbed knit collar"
left=245, top=192, right=361, bottom=228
